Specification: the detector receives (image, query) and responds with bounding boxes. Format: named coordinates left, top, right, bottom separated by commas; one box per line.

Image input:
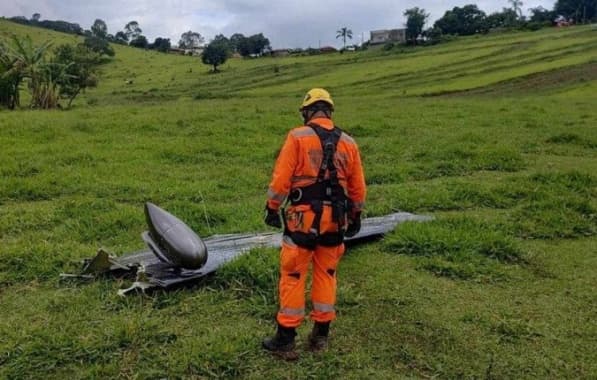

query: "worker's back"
left=269, top=117, right=366, bottom=211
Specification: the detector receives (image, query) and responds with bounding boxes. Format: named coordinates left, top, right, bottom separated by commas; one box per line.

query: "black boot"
left=262, top=324, right=298, bottom=360
left=308, top=321, right=330, bottom=352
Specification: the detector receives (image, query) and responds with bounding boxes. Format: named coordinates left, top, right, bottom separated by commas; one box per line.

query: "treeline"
left=6, top=14, right=272, bottom=57
left=8, top=14, right=84, bottom=35
left=401, top=0, right=597, bottom=46
left=201, top=33, right=271, bottom=72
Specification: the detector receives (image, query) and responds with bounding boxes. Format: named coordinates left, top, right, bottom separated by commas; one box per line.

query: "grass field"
left=1, top=19, right=596, bottom=379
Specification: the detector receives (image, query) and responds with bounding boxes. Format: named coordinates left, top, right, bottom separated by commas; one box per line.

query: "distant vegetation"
left=3, top=0, right=596, bottom=54
left=1, top=0, right=595, bottom=103
left=391, top=0, right=597, bottom=47
left=0, top=34, right=104, bottom=109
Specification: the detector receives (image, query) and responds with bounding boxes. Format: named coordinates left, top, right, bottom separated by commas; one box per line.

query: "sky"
left=1, top=0, right=554, bottom=49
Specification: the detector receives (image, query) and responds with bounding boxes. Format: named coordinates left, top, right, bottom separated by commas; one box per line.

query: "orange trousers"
left=276, top=235, right=345, bottom=328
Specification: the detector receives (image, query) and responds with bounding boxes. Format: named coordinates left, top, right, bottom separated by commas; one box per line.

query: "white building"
left=370, top=29, right=406, bottom=44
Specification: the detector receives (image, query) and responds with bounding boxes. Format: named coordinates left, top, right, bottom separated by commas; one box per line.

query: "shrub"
left=383, top=42, right=395, bottom=51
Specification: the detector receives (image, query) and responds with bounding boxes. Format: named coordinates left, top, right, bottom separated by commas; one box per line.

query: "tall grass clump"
left=384, top=217, right=524, bottom=262
left=383, top=217, right=525, bottom=281
left=212, top=248, right=278, bottom=299
left=503, top=171, right=597, bottom=239
left=409, top=147, right=525, bottom=180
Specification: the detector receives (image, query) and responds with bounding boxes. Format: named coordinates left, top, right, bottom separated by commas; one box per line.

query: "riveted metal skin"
left=143, top=202, right=208, bottom=269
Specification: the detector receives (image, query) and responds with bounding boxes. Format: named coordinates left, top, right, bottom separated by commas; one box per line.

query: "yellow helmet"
left=300, top=88, right=334, bottom=110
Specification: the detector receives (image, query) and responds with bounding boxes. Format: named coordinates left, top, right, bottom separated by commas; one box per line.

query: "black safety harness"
left=283, top=123, right=351, bottom=250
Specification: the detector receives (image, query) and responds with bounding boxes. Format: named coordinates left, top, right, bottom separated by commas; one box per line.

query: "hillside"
left=1, top=19, right=596, bottom=379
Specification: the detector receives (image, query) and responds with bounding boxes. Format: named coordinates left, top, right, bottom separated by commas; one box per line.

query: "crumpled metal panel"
left=76, top=211, right=432, bottom=295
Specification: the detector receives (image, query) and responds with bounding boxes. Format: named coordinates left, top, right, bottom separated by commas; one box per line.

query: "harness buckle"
left=290, top=188, right=303, bottom=203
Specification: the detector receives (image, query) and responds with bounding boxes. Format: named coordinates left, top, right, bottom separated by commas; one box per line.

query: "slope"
left=0, top=19, right=596, bottom=379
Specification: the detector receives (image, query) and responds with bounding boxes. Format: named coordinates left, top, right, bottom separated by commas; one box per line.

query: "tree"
left=554, top=0, right=597, bottom=22
left=83, top=36, right=115, bottom=57
left=0, top=35, right=52, bottom=109
left=422, top=27, right=444, bottom=44
left=52, top=44, right=99, bottom=107
left=124, top=21, right=142, bottom=41
left=229, top=33, right=245, bottom=53
left=249, top=33, right=271, bottom=55
left=487, top=8, right=519, bottom=28
left=202, top=40, right=230, bottom=72
left=31, top=13, right=41, bottom=22
left=114, top=31, right=128, bottom=44
left=91, top=19, right=108, bottom=39
left=509, top=0, right=524, bottom=19
left=130, top=35, right=149, bottom=49
left=178, top=31, right=204, bottom=49
left=529, top=6, right=556, bottom=23
left=0, top=38, right=23, bottom=109
left=212, top=34, right=230, bottom=49
left=1, top=34, right=104, bottom=110
left=434, top=5, right=488, bottom=35
left=404, top=7, right=429, bottom=45
left=336, top=27, right=353, bottom=49
left=237, top=33, right=271, bottom=57
left=151, top=37, right=171, bottom=52
left=0, top=35, right=63, bottom=109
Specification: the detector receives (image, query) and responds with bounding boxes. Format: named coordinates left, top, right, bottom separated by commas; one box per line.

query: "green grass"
left=1, top=19, right=596, bottom=378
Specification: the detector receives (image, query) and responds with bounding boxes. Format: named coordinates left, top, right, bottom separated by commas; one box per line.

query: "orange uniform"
left=267, top=117, right=366, bottom=328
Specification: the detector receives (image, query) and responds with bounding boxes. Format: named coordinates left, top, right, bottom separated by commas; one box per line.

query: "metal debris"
left=70, top=204, right=432, bottom=295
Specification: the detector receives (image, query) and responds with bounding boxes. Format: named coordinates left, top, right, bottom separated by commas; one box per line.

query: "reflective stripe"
left=291, top=128, right=317, bottom=138
left=340, top=133, right=356, bottom=145
left=267, top=187, right=286, bottom=202
left=282, top=235, right=297, bottom=247
left=279, top=307, right=305, bottom=316
left=312, top=302, right=335, bottom=313
left=353, top=201, right=365, bottom=211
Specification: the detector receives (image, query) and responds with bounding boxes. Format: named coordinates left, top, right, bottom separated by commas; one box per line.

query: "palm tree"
left=336, top=27, right=353, bottom=49
left=509, top=0, right=524, bottom=19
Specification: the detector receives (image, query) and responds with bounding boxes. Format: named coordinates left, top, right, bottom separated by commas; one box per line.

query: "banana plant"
left=0, top=34, right=52, bottom=108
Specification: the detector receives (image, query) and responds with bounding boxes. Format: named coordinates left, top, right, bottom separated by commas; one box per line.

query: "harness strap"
left=309, top=123, right=342, bottom=185
left=284, top=123, right=348, bottom=249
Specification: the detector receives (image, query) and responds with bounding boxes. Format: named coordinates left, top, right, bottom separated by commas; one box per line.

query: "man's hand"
left=264, top=205, right=282, bottom=228
left=345, top=211, right=361, bottom=237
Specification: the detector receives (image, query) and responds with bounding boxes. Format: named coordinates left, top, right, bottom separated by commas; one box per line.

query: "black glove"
left=345, top=211, right=361, bottom=238
left=264, top=205, right=282, bottom=228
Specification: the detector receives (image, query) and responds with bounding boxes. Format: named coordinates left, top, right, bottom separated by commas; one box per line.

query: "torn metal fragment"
left=72, top=204, right=432, bottom=295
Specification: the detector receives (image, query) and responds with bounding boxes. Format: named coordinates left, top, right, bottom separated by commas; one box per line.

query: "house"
left=168, top=47, right=204, bottom=56
left=555, top=15, right=571, bottom=27
left=169, top=47, right=185, bottom=55
left=185, top=47, right=204, bottom=56
left=272, top=49, right=291, bottom=57
left=370, top=29, right=406, bottom=45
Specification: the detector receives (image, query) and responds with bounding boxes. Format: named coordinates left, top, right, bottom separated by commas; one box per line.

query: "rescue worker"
left=263, top=88, right=366, bottom=358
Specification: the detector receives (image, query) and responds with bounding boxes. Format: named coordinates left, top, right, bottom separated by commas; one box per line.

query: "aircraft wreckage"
left=64, top=202, right=432, bottom=295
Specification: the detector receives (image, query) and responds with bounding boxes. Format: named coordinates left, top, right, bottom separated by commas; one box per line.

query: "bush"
left=83, top=36, right=114, bottom=57
left=383, top=42, right=395, bottom=51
